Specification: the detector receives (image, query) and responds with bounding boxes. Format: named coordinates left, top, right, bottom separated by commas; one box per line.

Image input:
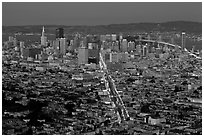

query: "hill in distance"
left=2, top=21, right=202, bottom=35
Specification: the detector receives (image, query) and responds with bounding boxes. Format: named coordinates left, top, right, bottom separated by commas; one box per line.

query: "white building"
left=41, top=26, right=47, bottom=46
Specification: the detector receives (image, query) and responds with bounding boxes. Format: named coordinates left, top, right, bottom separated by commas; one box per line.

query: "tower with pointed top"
left=41, top=26, right=47, bottom=46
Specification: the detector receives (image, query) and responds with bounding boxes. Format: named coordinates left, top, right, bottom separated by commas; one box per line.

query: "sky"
left=2, top=2, right=202, bottom=26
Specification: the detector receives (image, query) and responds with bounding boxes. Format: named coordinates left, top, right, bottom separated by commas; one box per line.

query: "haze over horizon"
left=2, top=2, right=202, bottom=26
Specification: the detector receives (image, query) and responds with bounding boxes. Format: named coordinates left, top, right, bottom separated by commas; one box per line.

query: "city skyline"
left=2, top=2, right=202, bottom=26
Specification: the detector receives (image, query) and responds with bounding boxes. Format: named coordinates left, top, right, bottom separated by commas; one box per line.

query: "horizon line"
left=2, top=20, right=202, bottom=27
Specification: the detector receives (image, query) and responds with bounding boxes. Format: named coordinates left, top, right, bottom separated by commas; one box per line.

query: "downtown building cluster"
left=2, top=26, right=202, bottom=135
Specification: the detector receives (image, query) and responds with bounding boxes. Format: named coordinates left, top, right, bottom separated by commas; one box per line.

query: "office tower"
left=191, top=45, right=195, bottom=53
left=171, top=37, right=175, bottom=44
left=158, top=35, right=162, bottom=42
left=112, top=34, right=117, bottom=41
left=119, top=52, right=128, bottom=63
left=147, top=34, right=151, bottom=40
left=88, top=47, right=100, bottom=64
left=115, top=41, right=120, bottom=51
left=175, top=44, right=180, bottom=53
left=136, top=44, right=142, bottom=55
left=8, top=36, right=14, bottom=42
left=73, top=36, right=80, bottom=50
left=199, top=50, right=202, bottom=58
left=78, top=47, right=88, bottom=64
left=106, top=34, right=111, bottom=41
left=181, top=31, right=186, bottom=50
left=110, top=52, right=118, bottom=63
left=82, top=37, right=87, bottom=48
left=56, top=28, right=64, bottom=39
left=100, top=35, right=106, bottom=42
left=20, top=41, right=24, bottom=58
left=121, top=39, right=128, bottom=52
left=59, top=38, right=66, bottom=55
left=104, top=53, right=110, bottom=63
left=163, top=44, right=169, bottom=53
left=23, top=47, right=43, bottom=59
left=143, top=45, right=148, bottom=57
left=88, top=43, right=93, bottom=49
left=53, top=40, right=60, bottom=54
left=128, top=41, right=135, bottom=52
left=41, top=26, right=47, bottom=46
left=70, top=40, right=74, bottom=46
left=112, top=41, right=119, bottom=52
left=139, top=35, right=142, bottom=41
left=119, top=33, right=123, bottom=41
left=13, top=37, right=17, bottom=47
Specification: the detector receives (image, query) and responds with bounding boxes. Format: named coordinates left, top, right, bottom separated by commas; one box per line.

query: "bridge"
left=137, top=39, right=201, bottom=60
left=98, top=37, right=201, bottom=123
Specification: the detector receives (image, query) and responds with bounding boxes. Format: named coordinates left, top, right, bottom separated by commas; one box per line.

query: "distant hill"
left=2, top=21, right=202, bottom=35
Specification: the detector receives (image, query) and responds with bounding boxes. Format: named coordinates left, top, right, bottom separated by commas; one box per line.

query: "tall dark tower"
left=56, top=28, right=64, bottom=39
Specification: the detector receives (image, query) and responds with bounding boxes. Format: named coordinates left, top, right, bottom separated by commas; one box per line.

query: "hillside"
left=2, top=21, right=202, bottom=35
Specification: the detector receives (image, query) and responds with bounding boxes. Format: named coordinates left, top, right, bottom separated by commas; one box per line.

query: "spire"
left=42, top=26, right=45, bottom=37
left=42, top=26, right=45, bottom=33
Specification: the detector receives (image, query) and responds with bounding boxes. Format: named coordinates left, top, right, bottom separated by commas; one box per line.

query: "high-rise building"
left=73, top=36, right=80, bottom=50
left=41, top=26, right=47, bottom=46
left=100, top=35, right=106, bottom=42
left=23, top=47, right=43, bottom=60
left=88, top=48, right=99, bottom=64
left=128, top=41, right=135, bottom=52
left=121, top=39, right=128, bottom=52
left=119, top=33, right=123, bottom=41
left=118, top=52, right=128, bottom=63
left=20, top=41, right=24, bottom=58
left=181, top=31, right=186, bottom=50
left=191, top=45, right=195, bottom=53
left=56, top=28, right=64, bottom=39
left=8, top=36, right=14, bottom=42
left=158, top=35, right=162, bottom=42
left=112, top=41, right=119, bottom=52
left=88, top=43, right=93, bottom=49
left=148, top=34, right=151, bottom=40
left=78, top=47, right=88, bottom=64
left=112, top=34, right=117, bottom=41
left=136, top=44, right=142, bottom=55
left=175, top=44, right=180, bottom=53
left=13, top=37, right=17, bottom=47
left=110, top=52, right=118, bottom=63
left=59, top=38, right=66, bottom=55
left=53, top=40, right=60, bottom=54
left=171, top=37, right=175, bottom=44
left=106, top=34, right=112, bottom=41
left=143, top=45, right=148, bottom=57
left=163, top=44, right=169, bottom=53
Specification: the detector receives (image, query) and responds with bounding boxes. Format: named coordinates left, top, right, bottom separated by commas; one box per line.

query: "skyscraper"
left=110, top=52, right=118, bottom=63
left=112, top=34, right=117, bottom=41
left=13, top=37, right=17, bottom=47
left=78, top=47, right=88, bottom=65
left=128, top=41, right=135, bottom=52
left=143, top=45, right=148, bottom=57
left=41, top=26, right=47, bottom=46
left=8, top=36, right=14, bottom=42
left=121, top=39, right=128, bottom=52
left=20, top=41, right=24, bottom=58
left=56, top=28, right=64, bottom=39
left=181, top=31, right=186, bottom=50
left=59, top=38, right=66, bottom=55
left=136, top=44, right=142, bottom=55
